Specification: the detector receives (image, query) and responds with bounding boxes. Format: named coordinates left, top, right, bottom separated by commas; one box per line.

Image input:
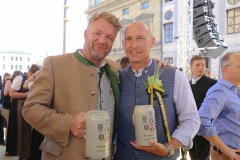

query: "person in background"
left=1, top=73, right=11, bottom=139
left=23, top=70, right=40, bottom=89
left=204, top=68, right=211, bottom=78
left=115, top=22, right=200, bottom=159
left=119, top=56, right=129, bottom=70
left=185, top=55, right=216, bottom=160
left=0, top=75, right=5, bottom=146
left=22, top=70, right=43, bottom=160
left=5, top=70, right=23, bottom=155
left=198, top=52, right=240, bottom=160
left=7, top=65, right=40, bottom=160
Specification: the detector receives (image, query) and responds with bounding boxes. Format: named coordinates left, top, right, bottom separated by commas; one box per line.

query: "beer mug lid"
left=88, top=110, right=108, bottom=114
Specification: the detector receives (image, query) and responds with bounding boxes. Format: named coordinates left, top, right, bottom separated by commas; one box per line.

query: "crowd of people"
left=0, top=10, right=239, bottom=160
left=0, top=65, right=40, bottom=160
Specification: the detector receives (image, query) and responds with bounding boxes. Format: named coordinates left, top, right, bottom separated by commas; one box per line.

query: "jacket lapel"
left=104, top=64, right=120, bottom=141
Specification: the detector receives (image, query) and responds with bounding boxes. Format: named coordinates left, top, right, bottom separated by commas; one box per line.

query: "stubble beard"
left=88, top=46, right=108, bottom=61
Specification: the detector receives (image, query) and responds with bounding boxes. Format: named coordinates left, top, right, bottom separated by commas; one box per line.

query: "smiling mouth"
left=130, top=51, right=140, bottom=54
left=95, top=46, right=105, bottom=50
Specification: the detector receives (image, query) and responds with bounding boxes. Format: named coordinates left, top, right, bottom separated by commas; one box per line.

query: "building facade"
left=85, top=0, right=240, bottom=78
left=0, top=50, right=36, bottom=76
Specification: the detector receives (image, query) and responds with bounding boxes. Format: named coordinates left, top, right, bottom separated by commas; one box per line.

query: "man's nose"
left=130, top=40, right=138, bottom=48
left=98, top=35, right=106, bottom=44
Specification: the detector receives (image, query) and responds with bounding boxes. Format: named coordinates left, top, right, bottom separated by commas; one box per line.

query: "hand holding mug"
left=70, top=112, right=87, bottom=138
left=133, top=105, right=158, bottom=146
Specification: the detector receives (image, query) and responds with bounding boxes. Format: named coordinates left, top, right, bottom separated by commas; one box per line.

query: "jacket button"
left=90, top=73, right=95, bottom=76
left=91, top=92, right=96, bottom=96
left=83, top=155, right=88, bottom=159
left=56, top=139, right=63, bottom=144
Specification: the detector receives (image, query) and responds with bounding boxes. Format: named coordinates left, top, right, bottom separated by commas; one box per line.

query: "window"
left=164, top=57, right=173, bottom=64
left=123, top=8, right=129, bottom=15
left=15, top=65, right=18, bottom=70
left=3, top=56, right=5, bottom=60
left=141, top=1, right=149, bottom=10
left=227, top=8, right=240, bottom=34
left=27, top=65, right=30, bottom=70
left=16, top=57, right=18, bottom=61
left=2, top=64, right=5, bottom=69
left=20, top=57, right=22, bottom=61
left=165, top=0, right=173, bottom=2
left=228, top=0, right=240, bottom=5
left=11, top=57, right=13, bottom=61
left=28, top=57, right=30, bottom=61
left=20, top=65, right=22, bottom=70
left=121, top=27, right=126, bottom=48
left=11, top=65, right=13, bottom=70
left=164, top=23, right=173, bottom=43
left=165, top=11, right=173, bottom=20
left=95, top=0, right=99, bottom=5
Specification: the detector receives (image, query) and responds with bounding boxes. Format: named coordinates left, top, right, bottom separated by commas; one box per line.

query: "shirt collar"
left=218, top=78, right=239, bottom=93
left=131, top=59, right=153, bottom=77
left=76, top=49, right=106, bottom=68
left=192, top=75, right=203, bottom=85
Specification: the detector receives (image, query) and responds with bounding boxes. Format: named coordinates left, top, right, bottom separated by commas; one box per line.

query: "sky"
left=0, top=0, right=88, bottom=57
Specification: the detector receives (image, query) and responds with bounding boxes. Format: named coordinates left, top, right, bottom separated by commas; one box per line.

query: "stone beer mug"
left=133, top=105, right=158, bottom=146
left=85, top=110, right=110, bottom=159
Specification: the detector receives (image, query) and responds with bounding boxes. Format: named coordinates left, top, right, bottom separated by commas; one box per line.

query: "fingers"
left=130, top=141, right=140, bottom=149
left=80, top=112, right=88, bottom=118
left=130, top=140, right=169, bottom=157
left=70, top=112, right=87, bottom=138
left=149, top=140, right=158, bottom=148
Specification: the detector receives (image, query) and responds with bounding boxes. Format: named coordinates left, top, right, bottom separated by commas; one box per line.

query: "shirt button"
left=91, top=92, right=96, bottom=96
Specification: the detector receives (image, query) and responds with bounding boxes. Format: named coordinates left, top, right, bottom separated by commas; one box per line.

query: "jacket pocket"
left=40, top=136, right=63, bottom=157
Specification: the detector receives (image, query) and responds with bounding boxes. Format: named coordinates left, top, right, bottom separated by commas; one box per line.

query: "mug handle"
left=84, top=116, right=87, bottom=139
left=132, top=113, right=135, bottom=126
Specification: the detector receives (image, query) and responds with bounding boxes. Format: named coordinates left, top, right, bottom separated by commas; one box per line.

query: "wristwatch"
left=163, top=143, right=174, bottom=156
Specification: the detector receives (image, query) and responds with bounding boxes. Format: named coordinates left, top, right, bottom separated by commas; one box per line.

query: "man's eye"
left=107, top=37, right=113, bottom=41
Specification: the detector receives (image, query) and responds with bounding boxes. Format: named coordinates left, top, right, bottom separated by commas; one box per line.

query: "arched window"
left=165, top=11, right=173, bottom=20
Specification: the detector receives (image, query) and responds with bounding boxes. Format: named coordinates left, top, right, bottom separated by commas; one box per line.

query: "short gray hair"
left=221, top=51, right=240, bottom=68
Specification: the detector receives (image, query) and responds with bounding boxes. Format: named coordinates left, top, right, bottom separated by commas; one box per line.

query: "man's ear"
left=84, top=29, right=87, bottom=39
left=151, top=37, right=156, bottom=47
left=222, top=66, right=228, bottom=75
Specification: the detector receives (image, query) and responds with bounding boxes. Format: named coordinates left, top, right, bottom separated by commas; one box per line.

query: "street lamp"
left=63, top=0, right=69, bottom=54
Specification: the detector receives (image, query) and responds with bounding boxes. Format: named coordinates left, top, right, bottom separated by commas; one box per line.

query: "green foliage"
left=144, top=75, right=163, bottom=89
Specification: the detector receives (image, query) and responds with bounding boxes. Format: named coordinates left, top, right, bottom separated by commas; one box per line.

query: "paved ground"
left=0, top=145, right=18, bottom=160
left=0, top=143, right=190, bottom=160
